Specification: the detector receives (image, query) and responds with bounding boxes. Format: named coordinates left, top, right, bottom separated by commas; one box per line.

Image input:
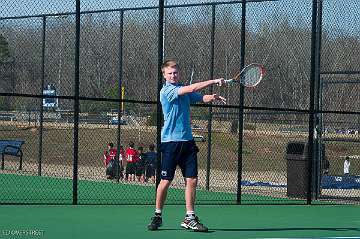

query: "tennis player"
left=148, top=59, right=226, bottom=232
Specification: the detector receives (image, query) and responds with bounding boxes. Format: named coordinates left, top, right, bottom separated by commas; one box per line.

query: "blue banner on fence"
left=241, top=175, right=360, bottom=189
left=241, top=180, right=286, bottom=188
left=321, top=175, right=360, bottom=189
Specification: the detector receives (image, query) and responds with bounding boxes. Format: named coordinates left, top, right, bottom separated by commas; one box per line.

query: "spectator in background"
left=136, top=146, right=146, bottom=183
left=344, top=156, right=351, bottom=176
left=119, top=145, right=126, bottom=179
left=125, top=141, right=139, bottom=182
left=322, top=157, right=330, bottom=175
left=103, top=143, right=117, bottom=179
left=144, top=143, right=157, bottom=183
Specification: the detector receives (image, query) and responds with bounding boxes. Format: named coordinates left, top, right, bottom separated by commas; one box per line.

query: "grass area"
left=0, top=123, right=359, bottom=175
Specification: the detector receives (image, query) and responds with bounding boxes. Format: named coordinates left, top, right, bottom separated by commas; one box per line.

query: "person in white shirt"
left=343, top=157, right=350, bottom=175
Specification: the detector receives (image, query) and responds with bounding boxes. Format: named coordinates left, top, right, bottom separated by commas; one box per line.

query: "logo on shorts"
left=161, top=171, right=167, bottom=177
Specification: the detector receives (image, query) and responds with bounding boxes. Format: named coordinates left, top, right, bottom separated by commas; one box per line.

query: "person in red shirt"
left=103, top=142, right=117, bottom=179
left=125, top=141, right=139, bottom=182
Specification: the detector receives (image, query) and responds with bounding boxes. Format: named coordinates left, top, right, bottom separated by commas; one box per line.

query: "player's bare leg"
left=181, top=177, right=208, bottom=232
left=148, top=179, right=171, bottom=230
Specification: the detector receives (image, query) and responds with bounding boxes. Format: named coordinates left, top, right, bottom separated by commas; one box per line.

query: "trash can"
left=286, top=141, right=309, bottom=198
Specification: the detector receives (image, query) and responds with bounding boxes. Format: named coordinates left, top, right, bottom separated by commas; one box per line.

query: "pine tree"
left=0, top=34, right=10, bottom=61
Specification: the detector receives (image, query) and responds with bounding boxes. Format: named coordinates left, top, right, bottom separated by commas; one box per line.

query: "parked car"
left=193, top=134, right=206, bottom=142
left=109, top=117, right=127, bottom=125
left=192, top=124, right=204, bottom=130
left=335, top=129, right=359, bottom=135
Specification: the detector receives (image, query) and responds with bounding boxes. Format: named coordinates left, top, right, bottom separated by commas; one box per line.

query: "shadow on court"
left=212, top=227, right=360, bottom=232
left=154, top=228, right=216, bottom=233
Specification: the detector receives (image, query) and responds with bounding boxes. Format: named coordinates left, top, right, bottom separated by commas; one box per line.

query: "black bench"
left=0, top=140, right=25, bottom=170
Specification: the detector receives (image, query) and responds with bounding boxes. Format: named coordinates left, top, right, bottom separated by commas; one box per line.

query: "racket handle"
left=224, top=79, right=234, bottom=84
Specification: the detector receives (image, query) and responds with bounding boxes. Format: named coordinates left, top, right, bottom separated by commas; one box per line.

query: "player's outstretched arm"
left=178, top=78, right=224, bottom=96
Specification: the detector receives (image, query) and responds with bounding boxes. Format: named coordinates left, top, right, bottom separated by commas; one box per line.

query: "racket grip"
left=224, top=79, right=234, bottom=84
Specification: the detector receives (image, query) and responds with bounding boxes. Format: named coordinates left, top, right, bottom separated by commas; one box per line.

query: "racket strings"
left=243, top=68, right=261, bottom=87
left=225, top=64, right=264, bottom=87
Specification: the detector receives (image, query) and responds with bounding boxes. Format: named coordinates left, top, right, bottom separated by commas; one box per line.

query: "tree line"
left=0, top=10, right=359, bottom=123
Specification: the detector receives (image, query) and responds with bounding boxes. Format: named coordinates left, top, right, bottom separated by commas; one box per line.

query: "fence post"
left=115, top=10, right=124, bottom=183
left=307, top=0, right=319, bottom=205
left=155, top=0, right=165, bottom=189
left=38, top=16, right=46, bottom=176
left=236, top=0, right=247, bottom=204
left=205, top=4, right=216, bottom=191
left=72, top=0, right=81, bottom=205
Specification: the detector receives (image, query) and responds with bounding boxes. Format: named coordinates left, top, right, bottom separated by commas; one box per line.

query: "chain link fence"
left=0, top=0, right=359, bottom=205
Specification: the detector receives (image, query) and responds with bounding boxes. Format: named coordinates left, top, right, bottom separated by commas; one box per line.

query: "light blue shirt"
left=160, top=82, right=203, bottom=142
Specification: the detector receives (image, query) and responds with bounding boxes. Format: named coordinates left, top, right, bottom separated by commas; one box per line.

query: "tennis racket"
left=224, top=63, right=265, bottom=87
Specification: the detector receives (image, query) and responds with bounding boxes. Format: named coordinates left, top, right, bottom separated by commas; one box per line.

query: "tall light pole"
left=54, top=13, right=68, bottom=108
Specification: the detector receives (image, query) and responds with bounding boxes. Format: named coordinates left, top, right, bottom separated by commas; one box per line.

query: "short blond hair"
left=161, top=59, right=178, bottom=73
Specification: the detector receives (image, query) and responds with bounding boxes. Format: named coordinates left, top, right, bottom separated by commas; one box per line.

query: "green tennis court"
left=1, top=204, right=359, bottom=239
left=0, top=173, right=310, bottom=205
left=2, top=173, right=359, bottom=238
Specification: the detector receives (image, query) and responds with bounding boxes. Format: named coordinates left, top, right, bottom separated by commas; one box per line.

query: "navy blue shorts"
left=160, top=140, right=199, bottom=180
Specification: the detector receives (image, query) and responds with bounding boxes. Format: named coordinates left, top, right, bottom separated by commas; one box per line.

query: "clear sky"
left=1, top=0, right=359, bottom=37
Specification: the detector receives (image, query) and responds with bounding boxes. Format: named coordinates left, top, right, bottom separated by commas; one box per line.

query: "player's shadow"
left=151, top=227, right=360, bottom=233
left=154, top=229, right=215, bottom=233
left=212, top=227, right=360, bottom=232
